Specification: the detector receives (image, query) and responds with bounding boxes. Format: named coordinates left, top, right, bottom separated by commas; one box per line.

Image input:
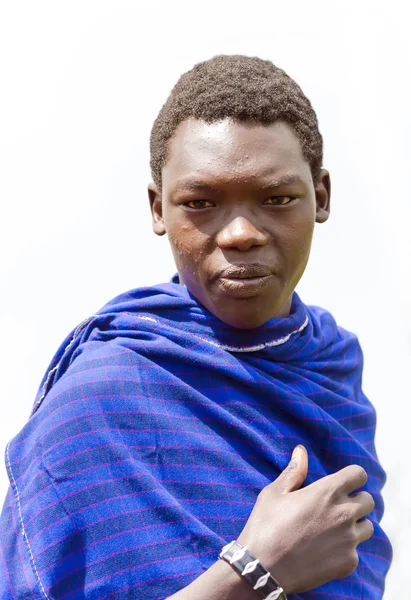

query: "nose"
left=216, top=215, right=269, bottom=252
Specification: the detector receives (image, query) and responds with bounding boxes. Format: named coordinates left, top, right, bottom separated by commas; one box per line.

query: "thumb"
left=275, top=445, right=308, bottom=493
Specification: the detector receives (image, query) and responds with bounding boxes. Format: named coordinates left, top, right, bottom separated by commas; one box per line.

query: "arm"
left=0, top=442, right=374, bottom=600
left=167, top=559, right=255, bottom=600
left=168, top=445, right=374, bottom=599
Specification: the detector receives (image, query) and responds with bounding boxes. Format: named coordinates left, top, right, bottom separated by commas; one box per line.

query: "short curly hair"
left=150, top=54, right=323, bottom=190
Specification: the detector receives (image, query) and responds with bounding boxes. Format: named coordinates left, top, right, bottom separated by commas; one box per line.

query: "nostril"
left=217, top=218, right=269, bottom=250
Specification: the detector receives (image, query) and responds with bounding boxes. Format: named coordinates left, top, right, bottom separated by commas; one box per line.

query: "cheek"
left=278, top=216, right=315, bottom=264
left=167, top=224, right=210, bottom=269
left=168, top=226, right=193, bottom=257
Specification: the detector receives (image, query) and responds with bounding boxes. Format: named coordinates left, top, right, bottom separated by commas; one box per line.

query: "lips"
left=217, top=264, right=274, bottom=298
left=218, top=263, right=273, bottom=280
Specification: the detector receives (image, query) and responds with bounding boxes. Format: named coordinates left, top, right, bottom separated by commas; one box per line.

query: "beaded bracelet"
left=219, top=540, right=287, bottom=600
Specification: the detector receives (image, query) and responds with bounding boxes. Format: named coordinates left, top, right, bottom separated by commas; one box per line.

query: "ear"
left=148, top=182, right=166, bottom=236
left=315, top=168, right=331, bottom=224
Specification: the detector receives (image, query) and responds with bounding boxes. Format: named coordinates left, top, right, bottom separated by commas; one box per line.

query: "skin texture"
left=148, top=117, right=331, bottom=328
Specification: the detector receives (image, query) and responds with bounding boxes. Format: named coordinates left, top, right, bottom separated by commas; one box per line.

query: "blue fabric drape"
left=0, top=280, right=392, bottom=599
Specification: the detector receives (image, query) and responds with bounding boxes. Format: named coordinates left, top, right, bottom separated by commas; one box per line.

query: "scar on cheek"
left=170, top=237, right=193, bottom=256
left=172, top=242, right=206, bottom=265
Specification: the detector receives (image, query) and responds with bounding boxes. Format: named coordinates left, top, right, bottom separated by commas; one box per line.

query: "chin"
left=186, top=279, right=292, bottom=328
left=219, top=315, right=269, bottom=329
left=208, top=285, right=292, bottom=328
left=212, top=302, right=283, bottom=329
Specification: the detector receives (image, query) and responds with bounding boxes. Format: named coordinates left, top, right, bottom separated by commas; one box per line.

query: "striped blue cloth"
left=0, top=279, right=392, bottom=599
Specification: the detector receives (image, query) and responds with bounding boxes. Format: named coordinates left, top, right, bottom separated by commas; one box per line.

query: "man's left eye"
left=263, top=196, right=294, bottom=206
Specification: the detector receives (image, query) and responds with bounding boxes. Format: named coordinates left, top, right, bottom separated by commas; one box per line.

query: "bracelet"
left=219, top=540, right=287, bottom=600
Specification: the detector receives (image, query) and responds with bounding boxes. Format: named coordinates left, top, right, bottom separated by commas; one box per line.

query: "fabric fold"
left=1, top=279, right=392, bottom=599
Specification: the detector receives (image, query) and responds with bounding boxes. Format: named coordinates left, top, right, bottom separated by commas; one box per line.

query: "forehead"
left=162, top=118, right=312, bottom=187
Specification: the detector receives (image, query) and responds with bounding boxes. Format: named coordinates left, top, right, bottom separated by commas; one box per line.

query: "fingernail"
left=292, top=446, right=302, bottom=460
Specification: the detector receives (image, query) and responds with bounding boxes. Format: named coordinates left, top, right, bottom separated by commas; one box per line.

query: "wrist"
left=219, top=540, right=287, bottom=599
left=236, top=533, right=293, bottom=595
left=213, top=558, right=260, bottom=599
left=167, top=555, right=257, bottom=600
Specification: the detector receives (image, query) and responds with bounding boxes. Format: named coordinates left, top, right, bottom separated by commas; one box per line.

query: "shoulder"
left=3, top=342, right=146, bottom=596
left=7, top=341, right=144, bottom=487
left=302, top=302, right=365, bottom=375
left=307, top=302, right=362, bottom=346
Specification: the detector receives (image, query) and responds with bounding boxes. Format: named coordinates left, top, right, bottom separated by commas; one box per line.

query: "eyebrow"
left=173, top=174, right=305, bottom=193
left=173, top=180, right=221, bottom=194
left=258, top=174, right=305, bottom=189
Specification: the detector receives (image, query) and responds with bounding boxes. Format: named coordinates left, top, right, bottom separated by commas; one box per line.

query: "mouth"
left=218, top=263, right=273, bottom=279
left=217, top=264, right=274, bottom=298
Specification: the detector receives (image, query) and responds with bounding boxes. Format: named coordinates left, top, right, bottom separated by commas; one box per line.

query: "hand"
left=237, top=446, right=374, bottom=594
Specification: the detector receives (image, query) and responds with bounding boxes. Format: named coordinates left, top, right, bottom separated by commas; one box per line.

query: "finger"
left=275, top=445, right=308, bottom=494
left=349, top=491, right=375, bottom=519
left=330, top=464, right=368, bottom=495
left=355, top=518, right=374, bottom=544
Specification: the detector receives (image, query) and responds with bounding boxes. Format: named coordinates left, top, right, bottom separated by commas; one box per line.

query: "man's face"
left=149, top=118, right=330, bottom=329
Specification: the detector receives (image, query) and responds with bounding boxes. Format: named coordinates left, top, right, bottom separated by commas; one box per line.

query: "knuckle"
left=362, top=491, right=375, bottom=512
left=343, top=551, right=359, bottom=576
left=341, top=525, right=357, bottom=544
left=335, top=505, right=354, bottom=526
left=353, top=491, right=375, bottom=514
left=351, top=464, right=368, bottom=483
left=283, top=459, right=299, bottom=476
left=349, top=524, right=359, bottom=542
left=367, top=492, right=375, bottom=511
left=321, top=479, right=338, bottom=501
left=363, top=518, right=375, bottom=539
left=336, top=553, right=358, bottom=579
left=287, top=456, right=298, bottom=468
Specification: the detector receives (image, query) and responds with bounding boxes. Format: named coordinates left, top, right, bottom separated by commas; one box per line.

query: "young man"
left=0, top=55, right=392, bottom=599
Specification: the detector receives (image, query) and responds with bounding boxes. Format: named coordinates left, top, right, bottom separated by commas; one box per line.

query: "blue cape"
left=0, top=280, right=392, bottom=599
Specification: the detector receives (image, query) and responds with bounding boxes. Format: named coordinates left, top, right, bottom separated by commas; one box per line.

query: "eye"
left=184, top=200, right=215, bottom=209
left=263, top=196, right=295, bottom=206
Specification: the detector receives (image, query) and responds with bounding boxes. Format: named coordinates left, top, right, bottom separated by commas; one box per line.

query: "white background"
left=0, top=1, right=410, bottom=596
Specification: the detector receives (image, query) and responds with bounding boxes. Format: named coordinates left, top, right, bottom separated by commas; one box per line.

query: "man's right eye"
left=184, top=200, right=215, bottom=209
